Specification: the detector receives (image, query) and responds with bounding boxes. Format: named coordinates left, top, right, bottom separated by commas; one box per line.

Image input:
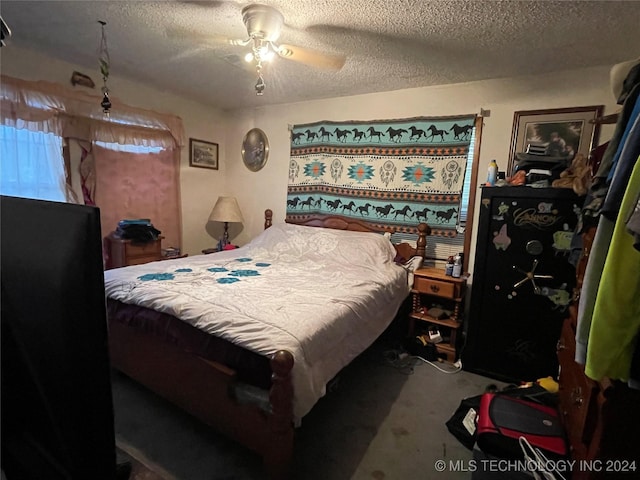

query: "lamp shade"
left=208, top=196, right=244, bottom=223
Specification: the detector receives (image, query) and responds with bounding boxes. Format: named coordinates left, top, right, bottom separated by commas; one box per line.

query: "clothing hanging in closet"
left=575, top=62, right=640, bottom=387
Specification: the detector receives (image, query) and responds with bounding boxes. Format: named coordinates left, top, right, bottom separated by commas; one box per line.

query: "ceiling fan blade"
left=166, top=27, right=248, bottom=46
left=277, top=43, right=345, bottom=70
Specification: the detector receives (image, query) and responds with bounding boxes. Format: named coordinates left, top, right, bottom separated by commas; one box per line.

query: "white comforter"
left=104, top=222, right=410, bottom=420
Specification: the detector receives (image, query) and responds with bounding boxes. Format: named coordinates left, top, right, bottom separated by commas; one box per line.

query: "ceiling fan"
left=170, top=3, right=346, bottom=95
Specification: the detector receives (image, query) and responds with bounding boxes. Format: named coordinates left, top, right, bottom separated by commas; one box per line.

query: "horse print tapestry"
left=287, top=115, right=476, bottom=236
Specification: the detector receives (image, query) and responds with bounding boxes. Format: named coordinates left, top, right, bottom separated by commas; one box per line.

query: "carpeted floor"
left=111, top=337, right=499, bottom=480
left=116, top=444, right=174, bottom=480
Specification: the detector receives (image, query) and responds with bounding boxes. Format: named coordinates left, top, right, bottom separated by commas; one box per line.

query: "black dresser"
left=463, top=186, right=581, bottom=383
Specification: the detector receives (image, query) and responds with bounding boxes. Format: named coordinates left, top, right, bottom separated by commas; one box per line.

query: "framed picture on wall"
left=507, top=105, right=604, bottom=175
left=189, top=138, right=219, bottom=170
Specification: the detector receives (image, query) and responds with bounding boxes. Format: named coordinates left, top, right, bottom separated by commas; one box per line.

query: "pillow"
left=245, top=222, right=397, bottom=267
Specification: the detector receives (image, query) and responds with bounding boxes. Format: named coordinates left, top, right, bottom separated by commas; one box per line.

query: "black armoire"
left=463, top=186, right=581, bottom=383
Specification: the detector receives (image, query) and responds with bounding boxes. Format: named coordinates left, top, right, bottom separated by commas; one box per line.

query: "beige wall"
left=226, top=66, right=620, bottom=277
left=1, top=46, right=229, bottom=256
left=2, top=45, right=621, bottom=277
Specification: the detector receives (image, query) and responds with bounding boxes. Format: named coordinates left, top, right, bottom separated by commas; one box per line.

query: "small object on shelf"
left=118, top=218, right=152, bottom=226
left=525, top=142, right=548, bottom=155
left=160, top=253, right=188, bottom=261
left=428, top=329, right=443, bottom=343
left=162, top=246, right=181, bottom=258
left=115, top=218, right=161, bottom=243
left=526, top=168, right=553, bottom=187
left=452, top=252, right=463, bottom=278
left=426, top=306, right=449, bottom=319
left=486, top=159, right=498, bottom=186
left=445, top=256, right=454, bottom=276
left=202, top=244, right=237, bottom=254
left=506, top=169, right=526, bottom=186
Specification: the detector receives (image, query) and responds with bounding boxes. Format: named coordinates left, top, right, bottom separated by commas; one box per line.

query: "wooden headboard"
left=264, top=210, right=430, bottom=259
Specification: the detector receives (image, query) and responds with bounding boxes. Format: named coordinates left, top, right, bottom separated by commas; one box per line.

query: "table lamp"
left=208, top=196, right=244, bottom=249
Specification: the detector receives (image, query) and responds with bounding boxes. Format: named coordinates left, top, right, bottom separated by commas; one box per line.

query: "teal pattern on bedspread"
left=288, top=115, right=475, bottom=237
left=137, top=258, right=271, bottom=284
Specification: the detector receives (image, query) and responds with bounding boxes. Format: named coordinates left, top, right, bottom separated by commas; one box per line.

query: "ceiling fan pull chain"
left=254, top=61, right=265, bottom=95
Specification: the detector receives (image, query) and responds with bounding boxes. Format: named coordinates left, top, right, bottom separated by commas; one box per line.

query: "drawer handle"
left=571, top=387, right=583, bottom=406
left=430, top=285, right=440, bottom=293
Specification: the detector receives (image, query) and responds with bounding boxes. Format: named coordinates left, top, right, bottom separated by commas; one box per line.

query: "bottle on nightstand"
left=445, top=256, right=454, bottom=276
left=452, top=253, right=463, bottom=278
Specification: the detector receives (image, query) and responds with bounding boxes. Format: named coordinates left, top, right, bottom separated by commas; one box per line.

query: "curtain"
left=0, top=125, right=66, bottom=201
left=93, top=145, right=181, bottom=249
left=76, top=139, right=96, bottom=205
left=0, top=75, right=185, bottom=148
left=1, top=74, right=185, bottom=251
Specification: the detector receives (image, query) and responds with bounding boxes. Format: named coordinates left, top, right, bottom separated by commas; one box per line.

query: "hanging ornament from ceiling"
left=98, top=20, right=111, bottom=117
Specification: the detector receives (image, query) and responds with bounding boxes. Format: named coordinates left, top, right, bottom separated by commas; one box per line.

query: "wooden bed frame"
left=108, top=210, right=430, bottom=479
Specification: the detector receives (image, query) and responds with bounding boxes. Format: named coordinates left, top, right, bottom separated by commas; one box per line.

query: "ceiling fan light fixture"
left=255, top=74, right=265, bottom=96
left=276, top=45, right=293, bottom=59
left=257, top=43, right=268, bottom=55
left=241, top=4, right=283, bottom=43
left=169, top=3, right=347, bottom=97
left=235, top=3, right=346, bottom=95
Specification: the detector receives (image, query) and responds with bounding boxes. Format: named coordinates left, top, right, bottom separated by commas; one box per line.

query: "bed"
left=105, top=210, right=430, bottom=478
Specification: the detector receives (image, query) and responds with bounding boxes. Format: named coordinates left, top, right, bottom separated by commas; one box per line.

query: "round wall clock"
left=241, top=128, right=269, bottom=172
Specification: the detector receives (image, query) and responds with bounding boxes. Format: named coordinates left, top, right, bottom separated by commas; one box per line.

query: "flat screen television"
left=1, top=195, right=117, bottom=479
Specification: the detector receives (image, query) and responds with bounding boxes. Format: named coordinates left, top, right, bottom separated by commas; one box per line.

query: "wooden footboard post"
left=265, top=209, right=273, bottom=229
left=265, top=350, right=294, bottom=479
left=416, top=222, right=431, bottom=258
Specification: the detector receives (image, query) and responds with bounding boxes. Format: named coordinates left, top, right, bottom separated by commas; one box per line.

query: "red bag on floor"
left=476, top=393, right=567, bottom=459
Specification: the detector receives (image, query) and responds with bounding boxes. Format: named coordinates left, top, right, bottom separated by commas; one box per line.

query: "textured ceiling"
left=2, top=1, right=639, bottom=111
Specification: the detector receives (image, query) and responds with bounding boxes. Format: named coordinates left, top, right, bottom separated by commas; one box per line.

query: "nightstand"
left=104, top=232, right=163, bottom=269
left=408, top=267, right=467, bottom=362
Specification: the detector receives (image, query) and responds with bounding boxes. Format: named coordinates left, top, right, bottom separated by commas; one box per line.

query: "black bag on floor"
left=445, top=394, right=482, bottom=450
left=446, top=385, right=557, bottom=451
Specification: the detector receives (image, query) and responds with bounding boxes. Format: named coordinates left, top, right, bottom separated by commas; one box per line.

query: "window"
left=0, top=125, right=66, bottom=201
left=459, top=126, right=476, bottom=224
left=94, top=141, right=164, bottom=154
